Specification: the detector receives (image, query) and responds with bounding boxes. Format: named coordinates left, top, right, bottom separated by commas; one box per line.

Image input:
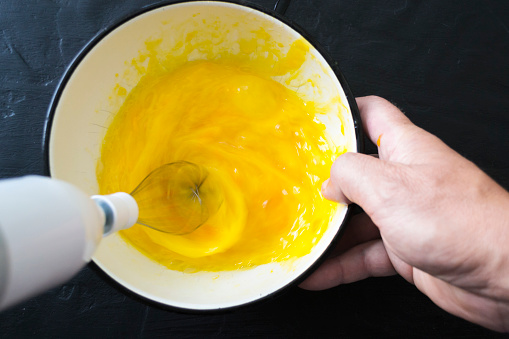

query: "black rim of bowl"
left=44, top=0, right=365, bottom=314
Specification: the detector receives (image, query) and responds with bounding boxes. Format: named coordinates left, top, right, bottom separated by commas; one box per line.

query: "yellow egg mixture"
left=97, top=33, right=347, bottom=272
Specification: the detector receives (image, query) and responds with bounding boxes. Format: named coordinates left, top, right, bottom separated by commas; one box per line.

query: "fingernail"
left=321, top=178, right=335, bottom=201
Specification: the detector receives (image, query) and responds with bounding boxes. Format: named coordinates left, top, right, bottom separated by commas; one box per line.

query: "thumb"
left=322, top=152, right=402, bottom=215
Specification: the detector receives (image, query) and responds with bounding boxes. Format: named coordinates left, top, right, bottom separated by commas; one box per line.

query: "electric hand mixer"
left=0, top=161, right=221, bottom=311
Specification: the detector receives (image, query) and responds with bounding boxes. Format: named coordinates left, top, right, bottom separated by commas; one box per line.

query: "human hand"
left=300, top=96, right=509, bottom=332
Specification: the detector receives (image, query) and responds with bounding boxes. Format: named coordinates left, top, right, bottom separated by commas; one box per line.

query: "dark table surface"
left=1, top=0, right=509, bottom=337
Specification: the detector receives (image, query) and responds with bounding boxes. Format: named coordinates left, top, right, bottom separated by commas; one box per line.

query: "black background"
left=1, top=0, right=509, bottom=337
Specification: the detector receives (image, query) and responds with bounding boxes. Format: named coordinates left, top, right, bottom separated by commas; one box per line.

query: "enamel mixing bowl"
left=46, top=1, right=362, bottom=310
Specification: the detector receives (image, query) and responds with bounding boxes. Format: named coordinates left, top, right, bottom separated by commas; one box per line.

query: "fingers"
left=299, top=213, right=384, bottom=290
left=299, top=239, right=396, bottom=290
left=322, top=177, right=350, bottom=204
left=330, top=213, right=381, bottom=257
left=356, top=96, right=450, bottom=163
left=320, top=96, right=419, bottom=208
left=321, top=153, right=375, bottom=204
left=356, top=96, right=413, bottom=147
left=322, top=152, right=399, bottom=213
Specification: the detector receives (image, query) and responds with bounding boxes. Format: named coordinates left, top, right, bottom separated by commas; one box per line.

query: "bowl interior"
left=48, top=1, right=357, bottom=310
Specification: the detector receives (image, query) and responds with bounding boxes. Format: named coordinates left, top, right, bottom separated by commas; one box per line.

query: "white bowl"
left=46, top=1, right=362, bottom=311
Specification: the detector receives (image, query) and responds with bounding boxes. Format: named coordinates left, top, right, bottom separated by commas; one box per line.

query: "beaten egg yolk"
left=97, top=58, right=342, bottom=272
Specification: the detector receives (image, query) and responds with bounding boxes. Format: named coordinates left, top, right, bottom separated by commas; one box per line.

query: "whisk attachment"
left=131, top=161, right=223, bottom=235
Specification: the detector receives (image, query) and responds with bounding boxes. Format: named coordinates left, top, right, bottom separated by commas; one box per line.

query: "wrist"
left=468, top=171, right=509, bottom=303
left=486, top=188, right=509, bottom=302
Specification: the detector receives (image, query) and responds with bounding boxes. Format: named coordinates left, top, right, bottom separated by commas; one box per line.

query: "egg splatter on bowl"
left=48, top=2, right=360, bottom=310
